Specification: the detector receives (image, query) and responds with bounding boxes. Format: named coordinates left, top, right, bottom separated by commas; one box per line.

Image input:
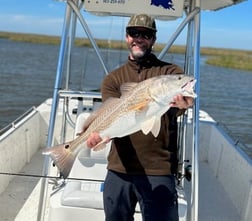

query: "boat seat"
left=73, top=111, right=110, bottom=159
left=61, top=111, right=108, bottom=209
left=62, top=180, right=104, bottom=209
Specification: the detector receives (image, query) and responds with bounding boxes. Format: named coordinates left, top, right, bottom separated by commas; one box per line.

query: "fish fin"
left=42, top=142, right=76, bottom=179
left=128, top=99, right=151, bottom=111
left=92, top=137, right=111, bottom=151
left=141, top=116, right=161, bottom=137
left=150, top=118, right=161, bottom=137
left=120, top=82, right=138, bottom=96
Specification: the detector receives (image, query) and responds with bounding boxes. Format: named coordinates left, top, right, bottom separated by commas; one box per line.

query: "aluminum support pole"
left=68, top=0, right=109, bottom=75
left=158, top=8, right=200, bottom=60
left=191, top=0, right=201, bottom=220
left=37, top=3, right=72, bottom=221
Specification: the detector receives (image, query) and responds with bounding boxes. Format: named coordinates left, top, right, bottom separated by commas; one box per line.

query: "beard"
left=131, top=50, right=145, bottom=59
left=130, top=47, right=152, bottom=60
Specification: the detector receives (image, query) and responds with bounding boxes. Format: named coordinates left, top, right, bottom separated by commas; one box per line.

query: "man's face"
left=126, top=28, right=156, bottom=60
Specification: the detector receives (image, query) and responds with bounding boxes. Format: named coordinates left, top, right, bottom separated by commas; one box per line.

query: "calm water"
left=0, top=39, right=252, bottom=157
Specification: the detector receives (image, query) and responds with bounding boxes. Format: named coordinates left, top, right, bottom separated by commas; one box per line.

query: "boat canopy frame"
left=37, top=1, right=200, bottom=221
left=37, top=0, right=246, bottom=221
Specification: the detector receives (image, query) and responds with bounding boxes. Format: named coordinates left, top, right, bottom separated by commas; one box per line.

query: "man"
left=87, top=14, right=193, bottom=221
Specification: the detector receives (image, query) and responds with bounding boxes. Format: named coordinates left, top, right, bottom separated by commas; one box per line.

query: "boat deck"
left=0, top=148, right=44, bottom=221
left=0, top=148, right=240, bottom=221
left=190, top=162, right=240, bottom=221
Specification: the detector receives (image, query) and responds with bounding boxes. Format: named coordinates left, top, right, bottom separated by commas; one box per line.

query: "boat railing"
left=58, top=90, right=102, bottom=129
left=216, top=121, right=252, bottom=160
left=58, top=89, right=101, bottom=99
left=0, top=106, right=37, bottom=138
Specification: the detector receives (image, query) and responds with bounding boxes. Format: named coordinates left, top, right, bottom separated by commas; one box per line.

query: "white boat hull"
left=1, top=98, right=251, bottom=221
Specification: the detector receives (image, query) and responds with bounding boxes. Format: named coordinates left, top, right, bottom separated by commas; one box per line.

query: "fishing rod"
left=0, top=170, right=104, bottom=197
left=0, top=171, right=104, bottom=182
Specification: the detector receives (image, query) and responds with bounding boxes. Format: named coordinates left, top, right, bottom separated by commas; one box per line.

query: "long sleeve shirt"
left=101, top=53, right=184, bottom=175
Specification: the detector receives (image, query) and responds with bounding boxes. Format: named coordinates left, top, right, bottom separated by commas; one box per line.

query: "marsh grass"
left=206, top=53, right=252, bottom=71
left=1, top=31, right=252, bottom=71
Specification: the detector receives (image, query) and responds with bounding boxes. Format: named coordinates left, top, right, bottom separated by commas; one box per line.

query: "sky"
left=0, top=0, right=251, bottom=50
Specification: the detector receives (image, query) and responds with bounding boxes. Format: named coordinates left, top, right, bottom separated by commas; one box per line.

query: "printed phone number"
left=103, top=0, right=126, bottom=4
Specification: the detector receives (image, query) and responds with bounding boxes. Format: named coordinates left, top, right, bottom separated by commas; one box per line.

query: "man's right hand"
left=86, top=132, right=103, bottom=148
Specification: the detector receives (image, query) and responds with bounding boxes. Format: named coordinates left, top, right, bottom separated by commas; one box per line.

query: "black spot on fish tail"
left=43, top=143, right=76, bottom=179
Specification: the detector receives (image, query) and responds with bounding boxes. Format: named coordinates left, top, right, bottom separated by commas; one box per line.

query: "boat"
left=0, top=0, right=251, bottom=220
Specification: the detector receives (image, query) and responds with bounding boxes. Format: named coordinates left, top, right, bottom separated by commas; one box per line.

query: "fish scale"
left=82, top=79, right=152, bottom=136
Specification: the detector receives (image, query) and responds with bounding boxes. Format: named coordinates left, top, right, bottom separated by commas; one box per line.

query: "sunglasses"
left=127, top=29, right=154, bottom=40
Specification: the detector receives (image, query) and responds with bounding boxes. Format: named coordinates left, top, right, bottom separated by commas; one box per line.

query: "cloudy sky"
left=0, top=0, right=251, bottom=50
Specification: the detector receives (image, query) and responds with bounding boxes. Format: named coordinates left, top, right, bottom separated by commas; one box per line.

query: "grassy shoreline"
left=1, top=31, right=252, bottom=71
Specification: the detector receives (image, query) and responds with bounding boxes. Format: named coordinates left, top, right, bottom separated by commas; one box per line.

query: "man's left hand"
left=170, top=94, right=194, bottom=109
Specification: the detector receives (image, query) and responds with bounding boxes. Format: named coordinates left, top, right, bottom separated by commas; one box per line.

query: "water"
left=0, top=39, right=252, bottom=157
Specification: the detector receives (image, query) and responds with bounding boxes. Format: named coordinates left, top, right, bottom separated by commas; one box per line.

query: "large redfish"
left=43, top=74, right=196, bottom=178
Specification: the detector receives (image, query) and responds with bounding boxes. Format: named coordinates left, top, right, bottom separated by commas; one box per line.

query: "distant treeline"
left=1, top=31, right=252, bottom=71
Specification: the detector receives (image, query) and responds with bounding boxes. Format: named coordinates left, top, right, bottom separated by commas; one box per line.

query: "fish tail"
left=42, top=142, right=76, bottom=179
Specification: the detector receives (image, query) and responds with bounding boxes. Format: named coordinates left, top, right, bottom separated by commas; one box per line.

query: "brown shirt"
left=101, top=53, right=184, bottom=175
